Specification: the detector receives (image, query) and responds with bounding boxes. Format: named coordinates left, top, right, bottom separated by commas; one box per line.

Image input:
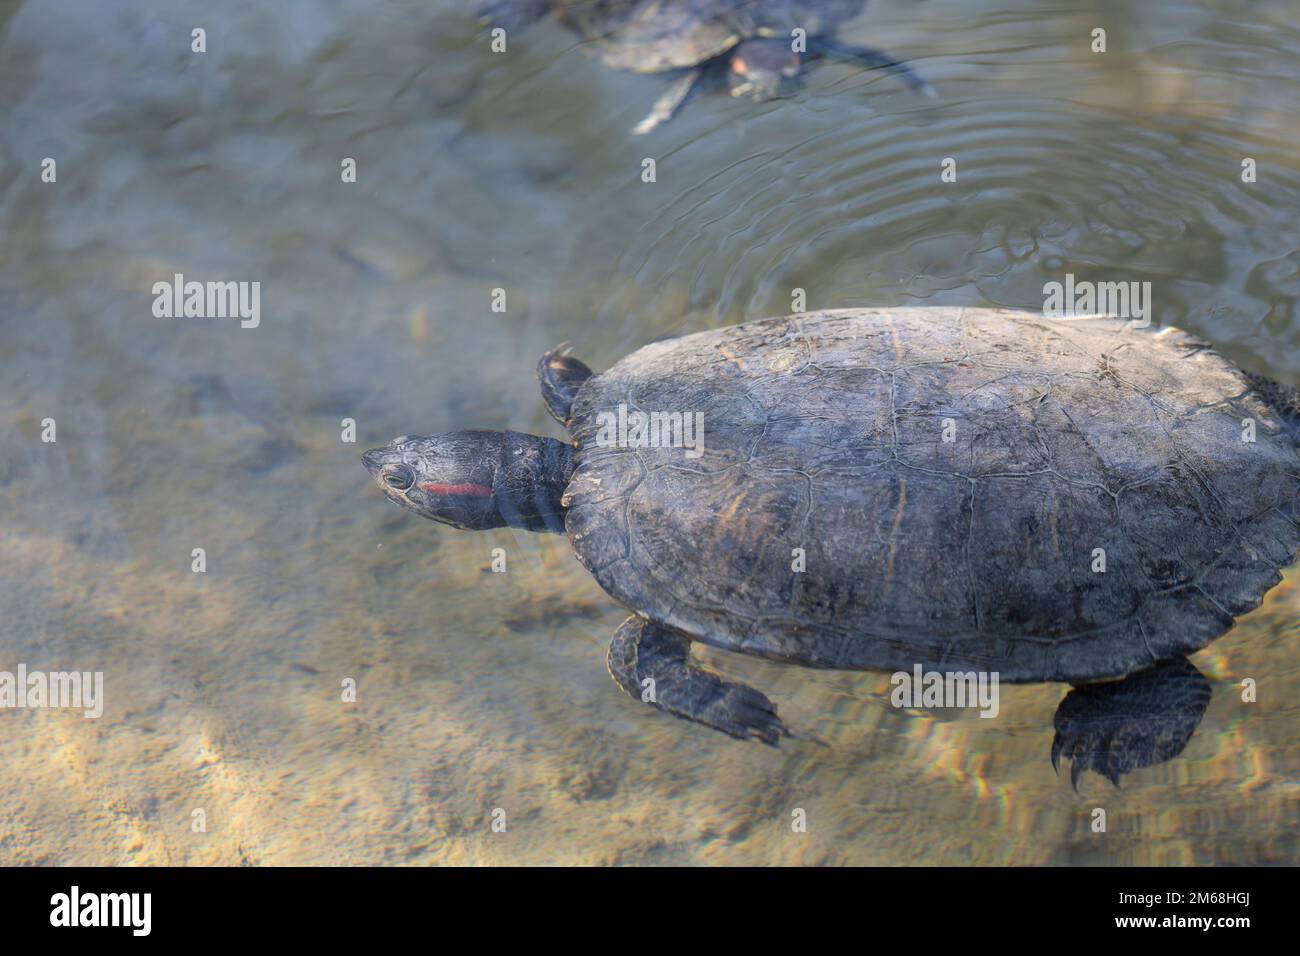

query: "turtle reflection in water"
left=363, top=309, right=1300, bottom=788
left=478, top=0, right=934, bottom=133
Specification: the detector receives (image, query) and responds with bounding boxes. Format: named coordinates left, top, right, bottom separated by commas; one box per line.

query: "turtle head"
left=362, top=430, right=573, bottom=534
left=728, top=39, right=802, bottom=100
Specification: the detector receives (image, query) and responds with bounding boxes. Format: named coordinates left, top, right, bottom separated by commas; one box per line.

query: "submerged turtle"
left=478, top=0, right=934, bottom=133
left=363, top=309, right=1300, bottom=787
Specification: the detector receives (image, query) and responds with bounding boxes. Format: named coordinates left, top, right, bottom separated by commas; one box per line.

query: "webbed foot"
left=1050, top=658, right=1211, bottom=789
left=607, top=616, right=789, bottom=745
left=537, top=344, right=593, bottom=427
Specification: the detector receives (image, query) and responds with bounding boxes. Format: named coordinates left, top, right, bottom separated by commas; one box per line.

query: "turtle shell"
left=561, top=0, right=750, bottom=72
left=559, top=0, right=866, bottom=73
left=749, top=0, right=866, bottom=38
left=563, top=308, right=1300, bottom=682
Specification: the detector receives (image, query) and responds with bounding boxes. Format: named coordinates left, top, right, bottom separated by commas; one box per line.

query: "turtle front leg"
left=1050, top=658, right=1211, bottom=789
left=632, top=68, right=704, bottom=135
left=537, top=344, right=593, bottom=426
left=607, top=616, right=788, bottom=745
left=805, top=38, right=936, bottom=98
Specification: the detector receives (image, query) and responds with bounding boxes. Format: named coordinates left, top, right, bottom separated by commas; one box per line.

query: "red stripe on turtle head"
left=421, top=482, right=494, bottom=497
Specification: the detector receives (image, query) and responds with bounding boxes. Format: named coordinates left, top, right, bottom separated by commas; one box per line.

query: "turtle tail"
left=1245, top=372, right=1300, bottom=441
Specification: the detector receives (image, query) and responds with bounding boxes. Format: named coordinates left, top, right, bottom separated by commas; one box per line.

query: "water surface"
left=1, top=0, right=1298, bottom=864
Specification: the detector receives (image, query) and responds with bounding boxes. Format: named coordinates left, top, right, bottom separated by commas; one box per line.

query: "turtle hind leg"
left=537, top=344, right=593, bottom=426
left=1050, top=658, right=1211, bottom=790
left=1244, top=371, right=1300, bottom=441
left=607, top=616, right=788, bottom=745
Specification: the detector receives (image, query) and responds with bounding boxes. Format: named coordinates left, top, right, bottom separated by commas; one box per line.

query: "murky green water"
left=1, top=0, right=1298, bottom=864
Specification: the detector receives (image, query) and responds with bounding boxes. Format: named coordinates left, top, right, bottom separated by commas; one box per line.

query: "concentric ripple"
left=516, top=0, right=1300, bottom=383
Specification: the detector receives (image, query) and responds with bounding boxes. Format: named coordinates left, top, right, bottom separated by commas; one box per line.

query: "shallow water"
left=1, top=0, right=1298, bottom=864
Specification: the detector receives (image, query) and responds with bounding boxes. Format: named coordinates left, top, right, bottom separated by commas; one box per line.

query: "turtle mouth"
left=361, top=448, right=386, bottom=477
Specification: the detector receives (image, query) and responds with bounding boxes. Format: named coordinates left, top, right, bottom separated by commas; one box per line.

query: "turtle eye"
left=383, top=465, right=414, bottom=491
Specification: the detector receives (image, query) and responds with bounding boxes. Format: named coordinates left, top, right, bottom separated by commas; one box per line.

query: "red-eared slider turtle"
left=478, top=0, right=933, bottom=133
left=363, top=308, right=1300, bottom=787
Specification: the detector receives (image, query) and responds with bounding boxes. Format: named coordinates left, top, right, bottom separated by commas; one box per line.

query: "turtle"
left=362, top=308, right=1300, bottom=787
left=477, top=0, right=935, bottom=133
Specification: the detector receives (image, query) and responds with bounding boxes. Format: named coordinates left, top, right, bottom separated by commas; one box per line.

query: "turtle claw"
left=705, top=679, right=789, bottom=746
left=1050, top=725, right=1118, bottom=791
left=1049, top=659, right=1211, bottom=790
